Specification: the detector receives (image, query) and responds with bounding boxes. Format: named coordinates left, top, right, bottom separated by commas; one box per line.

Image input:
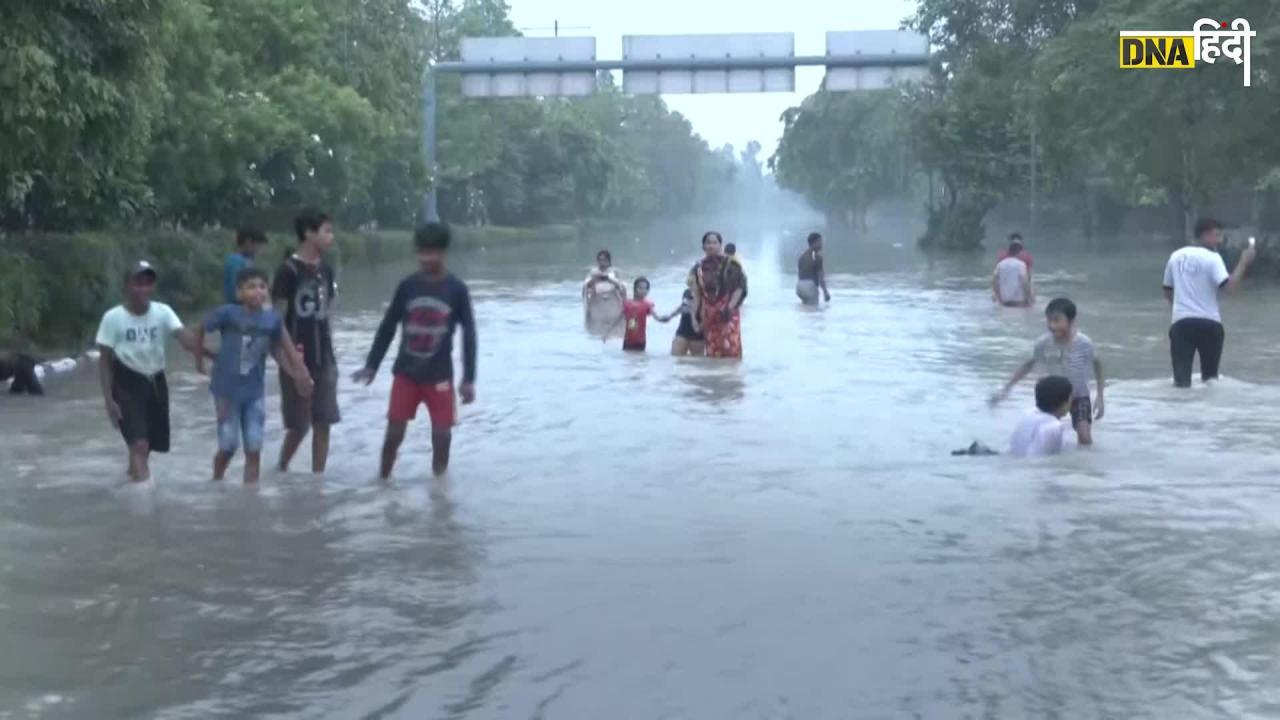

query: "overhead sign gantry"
left=422, top=31, right=930, bottom=221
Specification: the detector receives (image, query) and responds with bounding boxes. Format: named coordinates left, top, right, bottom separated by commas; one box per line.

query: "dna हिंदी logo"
left=1119, top=18, right=1256, bottom=87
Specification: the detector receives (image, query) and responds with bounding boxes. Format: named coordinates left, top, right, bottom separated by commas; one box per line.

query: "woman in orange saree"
left=693, top=237, right=746, bottom=359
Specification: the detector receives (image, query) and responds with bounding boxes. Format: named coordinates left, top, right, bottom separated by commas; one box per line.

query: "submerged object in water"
left=952, top=441, right=999, bottom=456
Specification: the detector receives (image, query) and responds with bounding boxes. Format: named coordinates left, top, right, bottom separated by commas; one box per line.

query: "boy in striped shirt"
left=991, top=297, right=1106, bottom=446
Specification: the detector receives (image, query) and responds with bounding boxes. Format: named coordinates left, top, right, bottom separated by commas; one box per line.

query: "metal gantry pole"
left=421, top=63, right=440, bottom=224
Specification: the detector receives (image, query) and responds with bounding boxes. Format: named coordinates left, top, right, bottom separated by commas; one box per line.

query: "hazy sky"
left=505, top=0, right=918, bottom=158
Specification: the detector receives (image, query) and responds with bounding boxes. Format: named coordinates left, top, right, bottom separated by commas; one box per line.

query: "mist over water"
left=4, top=228, right=1280, bottom=719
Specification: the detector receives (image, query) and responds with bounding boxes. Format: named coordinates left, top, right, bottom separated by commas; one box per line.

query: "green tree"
left=772, top=90, right=914, bottom=235
left=1, top=0, right=170, bottom=229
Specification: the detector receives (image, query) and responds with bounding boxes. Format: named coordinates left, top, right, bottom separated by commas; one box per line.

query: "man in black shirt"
left=354, top=223, right=477, bottom=478
left=272, top=207, right=341, bottom=473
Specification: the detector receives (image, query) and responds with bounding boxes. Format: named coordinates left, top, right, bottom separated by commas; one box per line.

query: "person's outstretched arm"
left=1222, top=246, right=1255, bottom=294
left=169, top=305, right=213, bottom=360
left=1093, top=357, right=1106, bottom=420
left=272, top=328, right=313, bottom=396
left=991, top=359, right=1035, bottom=406
left=97, top=347, right=121, bottom=428
left=173, top=327, right=214, bottom=360
left=1021, top=273, right=1033, bottom=307
left=353, top=283, right=406, bottom=384
left=457, top=283, right=478, bottom=403
left=193, top=324, right=208, bottom=374
left=992, top=270, right=1003, bottom=304
left=817, top=260, right=830, bottom=302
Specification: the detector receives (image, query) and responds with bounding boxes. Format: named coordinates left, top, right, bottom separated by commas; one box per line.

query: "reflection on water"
left=4, top=236, right=1280, bottom=718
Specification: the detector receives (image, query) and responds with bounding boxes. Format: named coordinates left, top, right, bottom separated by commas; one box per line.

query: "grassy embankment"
left=0, top=225, right=582, bottom=353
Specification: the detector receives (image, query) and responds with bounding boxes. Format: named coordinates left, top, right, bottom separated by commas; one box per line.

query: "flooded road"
left=5, top=231, right=1280, bottom=719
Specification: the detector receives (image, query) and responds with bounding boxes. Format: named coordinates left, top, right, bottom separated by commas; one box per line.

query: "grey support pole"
left=421, top=63, right=440, bottom=224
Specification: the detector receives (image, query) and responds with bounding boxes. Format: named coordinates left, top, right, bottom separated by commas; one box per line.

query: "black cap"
left=127, top=260, right=158, bottom=282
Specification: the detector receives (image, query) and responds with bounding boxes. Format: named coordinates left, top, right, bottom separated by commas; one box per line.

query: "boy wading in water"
left=272, top=208, right=341, bottom=473
left=96, top=262, right=208, bottom=481
left=354, top=224, right=477, bottom=478
left=992, top=297, right=1105, bottom=445
left=223, top=226, right=269, bottom=305
left=196, top=268, right=313, bottom=483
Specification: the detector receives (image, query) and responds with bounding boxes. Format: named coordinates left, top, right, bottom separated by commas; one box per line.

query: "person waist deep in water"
left=671, top=288, right=705, bottom=357
left=691, top=231, right=746, bottom=359
left=796, top=232, right=831, bottom=305
left=620, top=277, right=678, bottom=352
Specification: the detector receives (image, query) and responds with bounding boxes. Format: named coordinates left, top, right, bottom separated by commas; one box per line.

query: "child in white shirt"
left=1009, top=376, right=1073, bottom=458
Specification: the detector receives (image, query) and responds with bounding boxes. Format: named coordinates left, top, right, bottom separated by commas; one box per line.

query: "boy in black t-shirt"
left=354, top=223, right=477, bottom=478
left=272, top=207, right=341, bottom=473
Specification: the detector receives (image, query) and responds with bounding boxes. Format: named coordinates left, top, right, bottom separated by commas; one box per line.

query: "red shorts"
left=388, top=375, right=457, bottom=427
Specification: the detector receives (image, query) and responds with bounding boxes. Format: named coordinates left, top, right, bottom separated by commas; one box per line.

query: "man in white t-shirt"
left=1161, top=218, right=1256, bottom=387
left=993, top=240, right=1033, bottom=307
left=96, top=262, right=206, bottom=481
left=1009, top=376, right=1073, bottom=458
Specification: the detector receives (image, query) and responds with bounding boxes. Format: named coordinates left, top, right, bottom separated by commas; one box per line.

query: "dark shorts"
left=1070, top=396, right=1092, bottom=427
left=281, top=363, right=340, bottom=432
left=113, top=361, right=170, bottom=452
left=623, top=341, right=646, bottom=352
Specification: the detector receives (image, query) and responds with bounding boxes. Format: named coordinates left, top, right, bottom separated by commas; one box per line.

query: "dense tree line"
left=1, top=0, right=739, bottom=231
left=772, top=0, right=1279, bottom=249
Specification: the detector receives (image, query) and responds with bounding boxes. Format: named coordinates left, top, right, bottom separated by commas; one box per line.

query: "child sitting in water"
left=583, top=249, right=625, bottom=299
left=1009, top=376, right=1073, bottom=457
left=991, top=297, right=1105, bottom=446
left=620, top=277, right=677, bottom=352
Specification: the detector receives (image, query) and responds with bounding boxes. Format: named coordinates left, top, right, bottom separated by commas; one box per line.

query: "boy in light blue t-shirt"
left=197, top=268, right=312, bottom=483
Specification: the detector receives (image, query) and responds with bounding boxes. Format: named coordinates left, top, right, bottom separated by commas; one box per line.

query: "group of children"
left=989, top=297, right=1105, bottom=457
left=582, top=242, right=747, bottom=357
left=95, top=212, right=477, bottom=483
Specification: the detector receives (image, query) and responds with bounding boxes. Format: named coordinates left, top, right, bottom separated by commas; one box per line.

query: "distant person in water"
left=583, top=250, right=625, bottom=299
left=995, top=233, right=1033, bottom=271
left=223, top=226, right=269, bottom=305
left=95, top=262, right=208, bottom=481
left=197, top=268, right=312, bottom=483
left=796, top=232, right=830, bottom=305
left=670, top=288, right=706, bottom=357
left=991, top=297, right=1105, bottom=446
left=1162, top=217, right=1256, bottom=387
left=693, top=232, right=747, bottom=359
left=1009, top=375, right=1073, bottom=458
left=354, top=223, right=477, bottom=478
left=993, top=239, right=1033, bottom=307
left=619, top=277, right=676, bottom=352
left=0, top=352, right=43, bottom=395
